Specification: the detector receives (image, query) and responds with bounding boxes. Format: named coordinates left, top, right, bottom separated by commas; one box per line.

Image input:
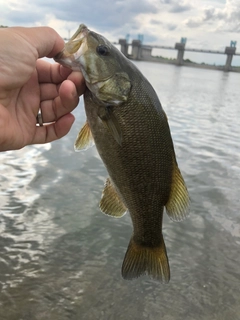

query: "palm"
left=1, top=70, right=41, bottom=148
left=0, top=59, right=85, bottom=151
left=0, top=26, right=85, bottom=152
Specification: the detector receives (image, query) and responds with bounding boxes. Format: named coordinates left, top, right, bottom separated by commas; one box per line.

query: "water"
left=0, top=62, right=240, bottom=320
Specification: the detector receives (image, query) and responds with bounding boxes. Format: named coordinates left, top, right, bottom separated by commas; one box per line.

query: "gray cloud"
left=43, top=0, right=158, bottom=31
left=150, top=19, right=162, bottom=26
left=1, top=2, right=44, bottom=25
left=169, top=3, right=191, bottom=13
left=158, top=0, right=192, bottom=13
left=3, top=10, right=42, bottom=25
left=167, top=23, right=177, bottom=31
left=185, top=19, right=202, bottom=28
left=1, top=0, right=166, bottom=49
left=185, top=0, right=240, bottom=32
left=3, top=0, right=162, bottom=39
left=203, top=7, right=217, bottom=21
left=3, top=0, right=193, bottom=30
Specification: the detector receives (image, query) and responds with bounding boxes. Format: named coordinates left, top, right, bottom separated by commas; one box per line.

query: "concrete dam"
left=118, top=39, right=240, bottom=72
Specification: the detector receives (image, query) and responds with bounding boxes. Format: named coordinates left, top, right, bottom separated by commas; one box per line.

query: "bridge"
left=118, top=39, right=240, bottom=72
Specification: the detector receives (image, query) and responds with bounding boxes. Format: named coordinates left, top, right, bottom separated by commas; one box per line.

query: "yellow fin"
left=74, top=121, right=95, bottom=151
left=165, top=161, right=190, bottom=222
left=98, top=107, right=122, bottom=146
left=121, top=237, right=170, bottom=283
left=99, top=178, right=127, bottom=218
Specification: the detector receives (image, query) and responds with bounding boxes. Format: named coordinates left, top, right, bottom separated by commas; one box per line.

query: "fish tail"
left=121, top=236, right=170, bottom=283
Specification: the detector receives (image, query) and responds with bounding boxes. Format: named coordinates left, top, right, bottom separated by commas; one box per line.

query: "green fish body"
left=54, top=24, right=190, bottom=282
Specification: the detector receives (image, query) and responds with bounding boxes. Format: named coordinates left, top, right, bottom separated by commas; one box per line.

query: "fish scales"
left=54, top=24, right=190, bottom=282
left=84, top=69, right=173, bottom=234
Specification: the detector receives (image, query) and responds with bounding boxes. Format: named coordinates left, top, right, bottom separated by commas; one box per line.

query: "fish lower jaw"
left=55, top=56, right=75, bottom=69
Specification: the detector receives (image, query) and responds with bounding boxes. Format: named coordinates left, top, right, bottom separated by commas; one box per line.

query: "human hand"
left=0, top=26, right=85, bottom=151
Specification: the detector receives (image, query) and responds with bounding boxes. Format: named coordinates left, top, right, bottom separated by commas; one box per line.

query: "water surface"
left=0, top=62, right=240, bottom=320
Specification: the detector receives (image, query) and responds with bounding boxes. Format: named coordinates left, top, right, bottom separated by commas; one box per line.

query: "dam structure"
left=118, top=38, right=240, bottom=72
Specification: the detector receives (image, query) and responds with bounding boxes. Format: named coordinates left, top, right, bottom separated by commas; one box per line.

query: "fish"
left=54, top=24, right=190, bottom=282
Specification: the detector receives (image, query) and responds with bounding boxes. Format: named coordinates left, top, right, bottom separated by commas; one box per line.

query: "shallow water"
left=0, top=62, right=240, bottom=320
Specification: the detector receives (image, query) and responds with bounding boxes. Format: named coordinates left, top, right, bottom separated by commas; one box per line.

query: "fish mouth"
left=54, top=24, right=89, bottom=69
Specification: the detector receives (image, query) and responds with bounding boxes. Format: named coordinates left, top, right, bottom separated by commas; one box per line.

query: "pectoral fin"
left=98, top=107, right=123, bottom=146
left=165, top=161, right=190, bottom=222
left=74, top=121, right=95, bottom=151
left=99, top=178, right=127, bottom=218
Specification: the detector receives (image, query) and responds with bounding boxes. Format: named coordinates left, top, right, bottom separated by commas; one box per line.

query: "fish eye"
left=96, top=45, right=109, bottom=56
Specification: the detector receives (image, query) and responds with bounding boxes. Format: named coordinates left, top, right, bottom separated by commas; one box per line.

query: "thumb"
left=11, top=26, right=65, bottom=59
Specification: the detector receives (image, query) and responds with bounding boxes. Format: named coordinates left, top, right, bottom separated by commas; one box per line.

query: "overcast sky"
left=1, top=0, right=240, bottom=65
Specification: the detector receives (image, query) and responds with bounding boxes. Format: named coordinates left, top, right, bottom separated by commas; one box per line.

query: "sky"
left=1, top=0, right=240, bottom=65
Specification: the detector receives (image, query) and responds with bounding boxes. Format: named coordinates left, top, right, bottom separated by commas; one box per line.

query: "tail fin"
left=121, top=237, right=170, bottom=283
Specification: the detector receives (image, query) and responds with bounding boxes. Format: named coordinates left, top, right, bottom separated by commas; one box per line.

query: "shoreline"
left=127, top=55, right=240, bottom=73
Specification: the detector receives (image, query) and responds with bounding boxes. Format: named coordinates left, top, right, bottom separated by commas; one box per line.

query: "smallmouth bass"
left=54, top=24, right=190, bottom=282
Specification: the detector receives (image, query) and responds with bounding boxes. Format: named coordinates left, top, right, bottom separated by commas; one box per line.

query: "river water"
left=0, top=62, right=240, bottom=320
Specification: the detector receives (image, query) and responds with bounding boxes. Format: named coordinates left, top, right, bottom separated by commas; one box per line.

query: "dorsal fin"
left=99, top=178, right=127, bottom=218
left=74, top=121, right=95, bottom=151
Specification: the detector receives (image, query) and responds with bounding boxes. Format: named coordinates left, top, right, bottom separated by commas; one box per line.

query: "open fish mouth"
left=54, top=24, right=89, bottom=69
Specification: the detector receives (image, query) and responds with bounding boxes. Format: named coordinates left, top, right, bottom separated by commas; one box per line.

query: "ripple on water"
left=0, top=63, right=240, bottom=319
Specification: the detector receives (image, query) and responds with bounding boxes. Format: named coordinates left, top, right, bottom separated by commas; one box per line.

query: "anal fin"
left=99, top=178, right=127, bottom=218
left=74, top=121, right=95, bottom=151
left=165, top=160, right=190, bottom=222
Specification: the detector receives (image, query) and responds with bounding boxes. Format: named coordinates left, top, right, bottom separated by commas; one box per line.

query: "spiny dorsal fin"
left=97, top=107, right=122, bottom=146
left=121, top=236, right=170, bottom=283
left=99, top=178, right=127, bottom=218
left=74, top=121, right=95, bottom=152
left=165, top=161, right=190, bottom=222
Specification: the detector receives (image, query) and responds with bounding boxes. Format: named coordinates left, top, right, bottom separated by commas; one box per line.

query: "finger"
left=38, top=68, right=85, bottom=101
left=37, top=59, right=73, bottom=84
left=67, top=71, right=86, bottom=96
left=40, top=80, right=79, bottom=123
left=31, top=113, right=75, bottom=145
left=40, top=83, right=58, bottom=101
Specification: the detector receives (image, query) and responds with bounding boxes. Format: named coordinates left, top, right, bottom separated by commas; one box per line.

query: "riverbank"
left=127, top=54, right=240, bottom=73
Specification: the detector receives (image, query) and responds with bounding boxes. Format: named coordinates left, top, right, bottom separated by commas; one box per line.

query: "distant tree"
left=0, top=25, right=8, bottom=28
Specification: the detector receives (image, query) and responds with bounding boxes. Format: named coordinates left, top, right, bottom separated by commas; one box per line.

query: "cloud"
left=2, top=0, right=162, bottom=40
left=1, top=0, right=240, bottom=56
left=169, top=2, right=192, bottom=13
left=149, top=19, right=176, bottom=31
left=9, top=0, right=158, bottom=31
left=167, top=23, right=177, bottom=31
left=3, top=8, right=42, bottom=25
left=157, top=0, right=192, bottom=13
left=150, top=19, right=162, bottom=26
left=185, top=0, right=240, bottom=32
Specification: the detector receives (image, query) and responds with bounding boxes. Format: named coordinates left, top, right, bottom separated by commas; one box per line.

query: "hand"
left=0, top=26, right=85, bottom=151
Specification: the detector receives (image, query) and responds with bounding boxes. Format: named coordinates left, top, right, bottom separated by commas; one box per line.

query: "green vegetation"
left=154, top=56, right=194, bottom=63
left=155, top=55, right=175, bottom=61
